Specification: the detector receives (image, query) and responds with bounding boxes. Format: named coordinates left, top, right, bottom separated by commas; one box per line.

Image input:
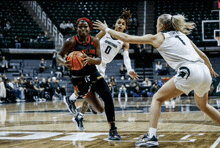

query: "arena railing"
left=53, top=25, right=58, bottom=49
left=59, top=33, right=63, bottom=46
left=37, top=5, right=41, bottom=19
left=29, top=1, right=64, bottom=48
left=28, top=1, right=32, bottom=7
left=53, top=25, right=57, bottom=40
left=8, top=48, right=55, bottom=54
left=32, top=1, right=37, bottom=13
left=42, top=11, right=47, bottom=26
left=47, top=18, right=52, bottom=33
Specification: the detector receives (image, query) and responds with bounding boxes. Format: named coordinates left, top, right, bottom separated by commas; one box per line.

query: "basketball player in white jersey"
left=95, top=9, right=138, bottom=110
left=96, top=9, right=138, bottom=79
left=96, top=19, right=134, bottom=78
left=66, top=9, right=139, bottom=132
left=94, top=14, right=219, bottom=147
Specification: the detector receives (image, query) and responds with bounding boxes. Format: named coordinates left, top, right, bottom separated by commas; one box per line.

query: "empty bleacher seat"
left=37, top=1, right=138, bottom=38
left=154, top=1, right=216, bottom=47
left=0, top=0, right=54, bottom=49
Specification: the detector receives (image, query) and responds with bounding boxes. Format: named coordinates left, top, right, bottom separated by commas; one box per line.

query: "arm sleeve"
left=123, top=50, right=133, bottom=74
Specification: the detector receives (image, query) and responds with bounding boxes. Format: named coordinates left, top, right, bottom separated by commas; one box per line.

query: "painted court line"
left=105, top=139, right=196, bottom=143
left=181, top=135, right=191, bottom=140
left=160, top=141, right=195, bottom=143
left=210, top=137, right=220, bottom=148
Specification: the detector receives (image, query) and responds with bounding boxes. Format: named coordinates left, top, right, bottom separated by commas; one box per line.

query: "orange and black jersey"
left=68, top=35, right=98, bottom=76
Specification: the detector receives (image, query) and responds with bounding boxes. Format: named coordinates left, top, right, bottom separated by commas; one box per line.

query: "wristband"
left=105, top=28, right=110, bottom=33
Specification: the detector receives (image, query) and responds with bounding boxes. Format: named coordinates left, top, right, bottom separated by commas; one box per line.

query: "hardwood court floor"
left=0, top=97, right=220, bottom=148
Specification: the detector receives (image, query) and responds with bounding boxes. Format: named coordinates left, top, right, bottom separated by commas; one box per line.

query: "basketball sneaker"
left=73, top=112, right=85, bottom=131
left=135, top=135, right=158, bottom=147
left=33, top=96, right=38, bottom=101
left=108, top=127, right=121, bottom=140
left=136, top=133, right=151, bottom=145
left=64, top=96, right=77, bottom=114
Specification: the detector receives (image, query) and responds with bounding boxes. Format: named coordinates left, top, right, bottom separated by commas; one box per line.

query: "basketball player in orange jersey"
left=94, top=14, right=219, bottom=147
left=57, top=18, right=121, bottom=140
left=71, top=9, right=139, bottom=132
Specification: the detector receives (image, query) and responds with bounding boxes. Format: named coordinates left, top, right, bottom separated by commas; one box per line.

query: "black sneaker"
left=108, top=127, right=121, bottom=140
left=64, top=96, right=77, bottom=114
left=73, top=112, right=85, bottom=131
left=135, top=135, right=158, bottom=147
left=136, top=133, right=151, bottom=145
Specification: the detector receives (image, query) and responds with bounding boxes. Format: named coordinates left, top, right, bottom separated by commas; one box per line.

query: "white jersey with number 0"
left=157, top=31, right=204, bottom=71
left=99, top=33, right=124, bottom=63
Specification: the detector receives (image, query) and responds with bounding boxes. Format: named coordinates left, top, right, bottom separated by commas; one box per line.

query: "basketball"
left=67, top=51, right=85, bottom=71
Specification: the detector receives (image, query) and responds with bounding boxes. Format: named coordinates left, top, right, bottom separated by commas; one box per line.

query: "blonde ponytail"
left=159, top=14, right=195, bottom=35
left=172, top=14, right=195, bottom=35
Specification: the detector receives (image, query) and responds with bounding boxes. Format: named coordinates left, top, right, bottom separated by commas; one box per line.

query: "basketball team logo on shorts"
left=177, top=66, right=190, bottom=80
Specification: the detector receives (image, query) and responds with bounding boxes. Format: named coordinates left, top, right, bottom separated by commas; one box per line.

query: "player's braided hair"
left=118, top=8, right=132, bottom=30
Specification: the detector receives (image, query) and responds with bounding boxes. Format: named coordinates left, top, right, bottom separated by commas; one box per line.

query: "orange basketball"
left=67, top=51, right=85, bottom=71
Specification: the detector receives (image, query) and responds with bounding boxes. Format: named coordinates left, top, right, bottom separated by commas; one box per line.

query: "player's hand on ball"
left=82, top=52, right=89, bottom=67
left=93, top=20, right=108, bottom=31
left=64, top=60, right=72, bottom=70
left=129, top=71, right=139, bottom=80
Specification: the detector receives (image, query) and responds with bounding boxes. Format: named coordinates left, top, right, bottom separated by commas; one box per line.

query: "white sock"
left=78, top=112, right=84, bottom=118
left=69, top=93, right=77, bottom=101
left=148, top=127, right=157, bottom=138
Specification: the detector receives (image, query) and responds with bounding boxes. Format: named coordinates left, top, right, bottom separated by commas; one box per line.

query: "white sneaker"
left=33, top=96, right=38, bottom=101
left=136, top=135, right=159, bottom=147
left=42, top=98, right=46, bottom=102
left=16, top=98, right=21, bottom=102
left=136, top=133, right=151, bottom=145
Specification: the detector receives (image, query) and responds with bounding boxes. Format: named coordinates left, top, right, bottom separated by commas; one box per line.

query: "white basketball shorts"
left=174, top=62, right=212, bottom=97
